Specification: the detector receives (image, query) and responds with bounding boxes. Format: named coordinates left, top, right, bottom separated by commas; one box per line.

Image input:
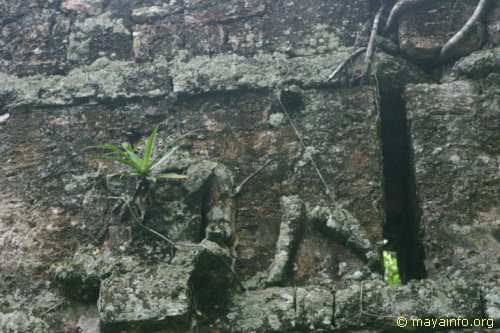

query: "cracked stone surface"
left=0, top=0, right=499, bottom=332
left=335, top=278, right=483, bottom=331
left=222, top=285, right=334, bottom=332
left=405, top=79, right=500, bottom=287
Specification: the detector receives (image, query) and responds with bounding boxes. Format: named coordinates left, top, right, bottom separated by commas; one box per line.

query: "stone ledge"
left=0, top=50, right=428, bottom=109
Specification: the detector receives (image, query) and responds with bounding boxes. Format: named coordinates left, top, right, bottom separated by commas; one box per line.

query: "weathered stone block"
left=131, top=2, right=184, bottom=23
left=296, top=286, right=334, bottom=330
left=335, top=279, right=482, bottom=330
left=0, top=57, right=172, bottom=106
left=448, top=48, right=500, bottom=80
left=264, top=0, right=369, bottom=55
left=222, top=286, right=334, bottom=332
left=132, top=15, right=184, bottom=62
left=184, top=0, right=265, bottom=24
left=223, top=287, right=296, bottom=332
left=266, top=195, right=304, bottom=285
left=0, top=12, right=69, bottom=76
left=98, top=264, right=192, bottom=330
left=97, top=241, right=232, bottom=331
left=61, top=0, right=106, bottom=16
left=405, top=80, right=500, bottom=284
left=68, top=12, right=132, bottom=65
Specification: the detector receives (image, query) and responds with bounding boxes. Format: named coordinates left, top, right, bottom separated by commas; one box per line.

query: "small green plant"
left=383, top=250, right=401, bottom=285
left=89, top=127, right=186, bottom=182
left=88, top=127, right=188, bottom=246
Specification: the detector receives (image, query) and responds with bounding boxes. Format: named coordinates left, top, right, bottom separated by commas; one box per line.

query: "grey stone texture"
left=221, top=286, right=334, bottom=332
left=266, top=195, right=304, bottom=285
left=335, top=279, right=482, bottom=331
left=0, top=0, right=499, bottom=332
left=405, top=79, right=500, bottom=287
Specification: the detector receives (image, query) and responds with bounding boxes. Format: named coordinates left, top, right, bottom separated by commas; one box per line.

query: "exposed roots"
left=362, top=4, right=387, bottom=84
left=440, top=0, right=491, bottom=60
left=385, top=0, right=431, bottom=31
left=328, top=47, right=366, bottom=82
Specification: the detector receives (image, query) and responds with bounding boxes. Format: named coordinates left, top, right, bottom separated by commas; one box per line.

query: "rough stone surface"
left=266, top=195, right=304, bottom=285
left=335, top=279, right=483, bottom=330
left=99, top=263, right=192, bottom=330
left=222, top=286, right=334, bottom=332
left=447, top=47, right=500, bottom=80
left=223, top=287, right=296, bottom=332
left=487, top=3, right=500, bottom=46
left=405, top=80, right=500, bottom=287
left=1, top=0, right=499, bottom=332
left=67, top=12, right=132, bottom=65
left=0, top=312, right=49, bottom=333
left=485, top=287, right=500, bottom=324
left=295, top=285, right=334, bottom=331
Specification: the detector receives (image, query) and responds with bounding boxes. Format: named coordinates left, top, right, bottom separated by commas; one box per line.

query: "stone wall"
left=0, top=0, right=499, bottom=332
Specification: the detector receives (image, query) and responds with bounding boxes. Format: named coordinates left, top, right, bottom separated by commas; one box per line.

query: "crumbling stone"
left=222, top=285, right=334, bottom=332
left=266, top=195, right=304, bottom=285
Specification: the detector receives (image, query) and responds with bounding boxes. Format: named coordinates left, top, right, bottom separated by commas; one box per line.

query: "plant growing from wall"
left=89, top=127, right=187, bottom=247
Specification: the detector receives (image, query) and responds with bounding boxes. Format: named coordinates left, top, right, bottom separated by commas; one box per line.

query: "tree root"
left=362, top=4, right=387, bottom=84
left=440, top=0, right=491, bottom=60
left=385, top=0, right=431, bottom=31
left=232, top=159, right=273, bottom=197
left=328, top=47, right=366, bottom=82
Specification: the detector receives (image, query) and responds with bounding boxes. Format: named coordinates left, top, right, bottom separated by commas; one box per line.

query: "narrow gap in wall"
left=198, top=176, right=213, bottom=242
left=379, top=90, right=427, bottom=284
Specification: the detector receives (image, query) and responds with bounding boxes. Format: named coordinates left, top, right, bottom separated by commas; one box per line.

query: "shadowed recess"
left=379, top=90, right=427, bottom=283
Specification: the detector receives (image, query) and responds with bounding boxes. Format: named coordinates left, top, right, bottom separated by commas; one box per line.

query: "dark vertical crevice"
left=379, top=90, right=426, bottom=283
left=197, top=175, right=213, bottom=243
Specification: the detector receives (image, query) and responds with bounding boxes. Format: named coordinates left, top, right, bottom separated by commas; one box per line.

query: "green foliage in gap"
left=88, top=127, right=186, bottom=182
left=383, top=250, right=401, bottom=285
